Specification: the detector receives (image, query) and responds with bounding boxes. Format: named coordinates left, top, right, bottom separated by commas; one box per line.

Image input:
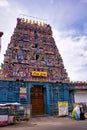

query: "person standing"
left=80, top=106, right=85, bottom=120
left=75, top=105, right=80, bottom=120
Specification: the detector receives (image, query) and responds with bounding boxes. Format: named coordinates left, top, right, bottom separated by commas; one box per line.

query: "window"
left=35, top=43, right=38, bottom=48
left=36, top=54, right=39, bottom=60
left=34, top=34, right=38, bottom=39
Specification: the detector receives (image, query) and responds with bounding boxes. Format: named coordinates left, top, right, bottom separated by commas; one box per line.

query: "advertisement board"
left=58, top=101, right=68, bottom=116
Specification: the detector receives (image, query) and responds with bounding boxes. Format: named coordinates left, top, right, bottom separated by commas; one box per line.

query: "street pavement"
left=1, top=116, right=87, bottom=130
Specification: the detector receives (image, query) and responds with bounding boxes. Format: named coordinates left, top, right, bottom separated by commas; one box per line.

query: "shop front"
left=74, top=90, right=87, bottom=103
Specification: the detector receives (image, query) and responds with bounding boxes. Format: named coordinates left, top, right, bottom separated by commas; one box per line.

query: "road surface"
left=1, top=116, right=87, bottom=130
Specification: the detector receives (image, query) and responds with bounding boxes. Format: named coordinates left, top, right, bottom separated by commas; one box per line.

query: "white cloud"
left=0, top=0, right=9, bottom=7
left=53, top=29, right=87, bottom=81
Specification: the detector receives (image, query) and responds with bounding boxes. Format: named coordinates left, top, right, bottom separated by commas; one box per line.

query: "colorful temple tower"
left=0, top=18, right=69, bottom=82
left=0, top=18, right=72, bottom=115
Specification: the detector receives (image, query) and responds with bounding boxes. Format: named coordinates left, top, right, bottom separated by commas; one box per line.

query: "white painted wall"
left=75, top=91, right=87, bottom=103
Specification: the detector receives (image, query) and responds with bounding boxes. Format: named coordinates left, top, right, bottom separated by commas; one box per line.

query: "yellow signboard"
left=58, top=102, right=68, bottom=108
left=58, top=101, right=68, bottom=116
left=20, top=88, right=27, bottom=94
left=32, top=71, right=47, bottom=77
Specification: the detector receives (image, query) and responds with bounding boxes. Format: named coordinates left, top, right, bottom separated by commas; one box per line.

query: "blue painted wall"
left=0, top=80, right=72, bottom=115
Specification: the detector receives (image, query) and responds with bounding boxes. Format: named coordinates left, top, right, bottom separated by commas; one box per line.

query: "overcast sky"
left=0, top=0, right=87, bottom=81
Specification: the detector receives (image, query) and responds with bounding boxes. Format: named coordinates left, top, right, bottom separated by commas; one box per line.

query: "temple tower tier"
left=0, top=18, right=69, bottom=83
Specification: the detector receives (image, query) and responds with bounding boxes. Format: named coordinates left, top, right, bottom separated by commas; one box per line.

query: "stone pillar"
left=46, top=84, right=51, bottom=115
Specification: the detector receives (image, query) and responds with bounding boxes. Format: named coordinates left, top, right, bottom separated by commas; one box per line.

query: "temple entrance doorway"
left=31, top=85, right=45, bottom=115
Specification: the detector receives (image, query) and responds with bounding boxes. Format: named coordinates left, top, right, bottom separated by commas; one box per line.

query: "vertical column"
left=63, top=83, right=69, bottom=101
left=63, top=83, right=73, bottom=112
left=46, top=84, right=51, bottom=115
left=27, top=82, right=32, bottom=105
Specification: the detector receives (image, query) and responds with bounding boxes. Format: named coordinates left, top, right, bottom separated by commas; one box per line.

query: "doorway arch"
left=30, top=85, right=45, bottom=115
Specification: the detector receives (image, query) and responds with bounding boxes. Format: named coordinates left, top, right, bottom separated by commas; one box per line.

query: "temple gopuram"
left=0, top=18, right=87, bottom=115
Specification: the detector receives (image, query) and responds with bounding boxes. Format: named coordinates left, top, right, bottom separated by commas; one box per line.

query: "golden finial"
left=40, top=22, right=42, bottom=26
left=44, top=23, right=47, bottom=27
left=43, top=23, right=46, bottom=27
left=31, top=20, right=33, bottom=24
left=26, top=19, right=28, bottom=23
left=36, top=21, right=38, bottom=25
left=29, top=19, right=32, bottom=24
left=21, top=18, right=25, bottom=22
left=41, top=22, right=43, bottom=26
left=33, top=20, right=35, bottom=24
